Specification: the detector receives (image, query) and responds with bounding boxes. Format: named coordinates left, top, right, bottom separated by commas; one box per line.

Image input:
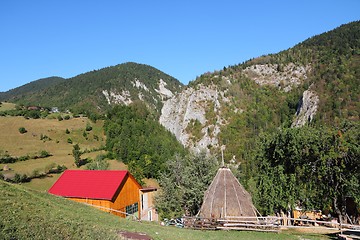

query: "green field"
left=0, top=116, right=128, bottom=191
left=0, top=102, right=16, bottom=111
left=0, top=181, right=332, bottom=240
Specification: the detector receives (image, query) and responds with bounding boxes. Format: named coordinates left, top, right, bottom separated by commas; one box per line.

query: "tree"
left=247, top=121, right=360, bottom=221
left=18, top=127, right=27, bottom=134
left=104, top=103, right=186, bottom=179
left=86, top=155, right=109, bottom=170
left=85, top=122, right=92, bottom=131
left=72, top=144, right=82, bottom=167
left=155, top=152, right=218, bottom=219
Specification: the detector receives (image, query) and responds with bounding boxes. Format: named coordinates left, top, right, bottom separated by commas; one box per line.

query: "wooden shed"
left=140, top=187, right=158, bottom=221
left=48, top=170, right=142, bottom=218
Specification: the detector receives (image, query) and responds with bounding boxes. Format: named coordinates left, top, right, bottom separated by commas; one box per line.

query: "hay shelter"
left=197, top=166, right=258, bottom=220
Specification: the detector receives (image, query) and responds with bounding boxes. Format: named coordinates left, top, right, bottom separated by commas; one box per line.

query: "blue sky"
left=1, top=0, right=359, bottom=92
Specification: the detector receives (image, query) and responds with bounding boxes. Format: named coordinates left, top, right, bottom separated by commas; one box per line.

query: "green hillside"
left=180, top=21, right=360, bottom=220
left=0, top=77, right=65, bottom=101
left=2, top=62, right=183, bottom=115
left=0, top=181, right=330, bottom=240
left=190, top=21, right=359, bottom=161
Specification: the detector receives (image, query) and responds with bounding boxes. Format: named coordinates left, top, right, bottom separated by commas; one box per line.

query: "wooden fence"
left=184, top=215, right=360, bottom=234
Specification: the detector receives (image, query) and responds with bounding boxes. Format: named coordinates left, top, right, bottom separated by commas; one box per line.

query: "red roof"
left=48, top=170, right=135, bottom=200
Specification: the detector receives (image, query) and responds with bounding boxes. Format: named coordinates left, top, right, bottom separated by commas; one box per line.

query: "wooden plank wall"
left=110, top=174, right=141, bottom=218
left=66, top=173, right=141, bottom=218
left=69, top=198, right=111, bottom=213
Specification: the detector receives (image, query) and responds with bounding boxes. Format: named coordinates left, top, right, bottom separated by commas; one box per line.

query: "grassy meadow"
left=0, top=115, right=127, bottom=191
left=0, top=102, right=16, bottom=111
left=0, top=181, right=333, bottom=240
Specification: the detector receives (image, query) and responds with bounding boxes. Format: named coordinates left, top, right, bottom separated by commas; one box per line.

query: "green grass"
left=0, top=181, right=332, bottom=240
left=0, top=116, right=108, bottom=190
left=0, top=102, right=16, bottom=111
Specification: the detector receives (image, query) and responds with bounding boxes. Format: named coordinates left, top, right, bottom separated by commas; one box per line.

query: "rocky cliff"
left=160, top=84, right=229, bottom=151
left=291, top=89, right=319, bottom=127
left=159, top=62, right=314, bottom=151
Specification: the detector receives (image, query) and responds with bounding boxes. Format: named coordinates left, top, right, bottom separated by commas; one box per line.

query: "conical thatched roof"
left=198, top=167, right=258, bottom=219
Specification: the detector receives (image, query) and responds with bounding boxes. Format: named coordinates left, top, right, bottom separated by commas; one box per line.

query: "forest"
left=103, top=102, right=186, bottom=182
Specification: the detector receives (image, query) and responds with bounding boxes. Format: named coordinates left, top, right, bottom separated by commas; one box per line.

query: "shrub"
left=39, top=150, right=51, bottom=158
left=67, top=138, right=73, bottom=144
left=57, top=115, right=63, bottom=121
left=13, top=173, right=30, bottom=183
left=85, top=123, right=92, bottom=131
left=18, top=127, right=27, bottom=134
left=40, top=134, right=51, bottom=142
left=64, top=115, right=71, bottom=120
left=0, top=155, right=17, bottom=164
left=93, top=135, right=99, bottom=141
left=65, top=128, right=70, bottom=134
left=18, top=155, right=30, bottom=161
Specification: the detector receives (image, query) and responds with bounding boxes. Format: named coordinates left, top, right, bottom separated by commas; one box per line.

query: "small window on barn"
left=126, top=203, right=138, bottom=215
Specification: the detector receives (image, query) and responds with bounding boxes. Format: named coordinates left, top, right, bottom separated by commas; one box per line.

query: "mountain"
left=1, top=22, right=359, bottom=163
left=160, top=21, right=360, bottom=161
left=0, top=76, right=65, bottom=101
left=1, top=62, right=183, bottom=115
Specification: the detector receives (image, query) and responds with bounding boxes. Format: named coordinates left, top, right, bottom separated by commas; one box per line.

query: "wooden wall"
left=69, top=198, right=111, bottom=213
left=67, top=173, right=142, bottom=218
left=110, top=174, right=141, bottom=218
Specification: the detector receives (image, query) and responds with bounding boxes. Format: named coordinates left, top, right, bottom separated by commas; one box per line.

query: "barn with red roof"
left=49, top=170, right=142, bottom=218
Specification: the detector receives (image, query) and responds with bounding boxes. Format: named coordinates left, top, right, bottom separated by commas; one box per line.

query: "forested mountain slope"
left=0, top=76, right=65, bottom=101
left=160, top=21, right=360, bottom=161
left=2, top=62, right=183, bottom=115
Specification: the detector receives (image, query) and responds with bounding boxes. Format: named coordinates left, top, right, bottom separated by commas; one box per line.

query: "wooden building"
left=49, top=170, right=142, bottom=219
left=140, top=187, right=158, bottom=221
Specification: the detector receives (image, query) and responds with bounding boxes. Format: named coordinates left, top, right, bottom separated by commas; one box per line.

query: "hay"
left=198, top=167, right=258, bottom=220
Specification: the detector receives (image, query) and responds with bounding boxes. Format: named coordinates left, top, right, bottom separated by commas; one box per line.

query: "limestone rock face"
left=102, top=78, right=177, bottom=109
left=160, top=84, right=227, bottom=151
left=292, top=89, right=319, bottom=127
left=243, top=63, right=310, bottom=92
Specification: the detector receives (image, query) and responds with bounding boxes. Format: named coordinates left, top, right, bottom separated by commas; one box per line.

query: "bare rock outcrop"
left=243, top=63, right=310, bottom=92
left=292, top=89, right=319, bottom=127
left=160, top=84, right=227, bottom=151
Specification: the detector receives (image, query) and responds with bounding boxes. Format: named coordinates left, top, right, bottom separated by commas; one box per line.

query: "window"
left=125, top=203, right=138, bottom=215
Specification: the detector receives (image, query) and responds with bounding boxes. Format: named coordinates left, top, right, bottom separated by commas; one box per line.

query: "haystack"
left=197, top=167, right=258, bottom=220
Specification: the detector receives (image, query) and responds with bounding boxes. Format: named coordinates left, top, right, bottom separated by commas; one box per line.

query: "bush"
left=85, top=123, right=92, bottom=131
left=18, top=155, right=30, bottom=161
left=39, top=150, right=51, bottom=158
left=64, top=115, right=70, bottom=120
left=65, top=128, right=70, bottom=134
left=18, top=127, right=27, bottom=134
left=40, top=134, right=51, bottom=142
left=0, top=155, right=17, bottom=164
left=57, top=115, right=63, bottom=121
left=67, top=138, right=73, bottom=144
left=13, top=173, right=30, bottom=183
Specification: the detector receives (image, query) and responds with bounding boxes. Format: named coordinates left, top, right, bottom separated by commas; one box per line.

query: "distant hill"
left=0, top=76, right=65, bottom=102
left=1, top=62, right=183, bottom=115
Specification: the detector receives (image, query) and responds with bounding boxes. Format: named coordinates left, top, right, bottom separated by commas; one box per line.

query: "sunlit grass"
left=0, top=181, right=331, bottom=240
